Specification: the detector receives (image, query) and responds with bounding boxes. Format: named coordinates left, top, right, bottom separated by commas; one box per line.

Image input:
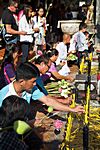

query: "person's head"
left=34, top=55, right=51, bottom=74
left=63, top=34, right=71, bottom=44
left=46, top=49, right=59, bottom=62
left=16, top=62, right=40, bottom=92
left=0, top=95, right=30, bottom=128
left=1, top=44, right=19, bottom=69
left=23, top=4, right=32, bottom=22
left=37, top=6, right=45, bottom=17
left=8, top=0, right=19, bottom=12
left=31, top=8, right=36, bottom=17
left=84, top=31, right=89, bottom=39
left=79, top=22, right=87, bottom=32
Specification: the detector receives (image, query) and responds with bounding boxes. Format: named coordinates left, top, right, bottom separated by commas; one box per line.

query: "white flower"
left=61, top=89, right=68, bottom=98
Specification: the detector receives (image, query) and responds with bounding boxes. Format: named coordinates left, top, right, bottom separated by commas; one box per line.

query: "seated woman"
left=0, top=95, right=31, bottom=149
left=45, top=49, right=74, bottom=82
left=0, top=44, right=19, bottom=87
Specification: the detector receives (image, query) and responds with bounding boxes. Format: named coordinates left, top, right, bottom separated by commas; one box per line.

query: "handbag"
left=2, top=27, right=17, bottom=44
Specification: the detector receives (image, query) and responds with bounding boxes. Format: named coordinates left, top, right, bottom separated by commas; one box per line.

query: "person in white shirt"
left=32, top=6, right=46, bottom=51
left=68, top=22, right=88, bottom=67
left=19, top=5, right=34, bottom=62
left=56, top=34, right=70, bottom=65
left=75, top=22, right=88, bottom=66
left=56, top=34, right=71, bottom=76
left=68, top=32, right=78, bottom=53
left=19, top=5, right=39, bottom=63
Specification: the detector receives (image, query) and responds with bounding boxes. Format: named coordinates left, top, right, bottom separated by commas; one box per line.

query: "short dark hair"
left=0, top=95, right=30, bottom=127
left=79, top=22, right=87, bottom=30
left=16, top=62, right=40, bottom=81
left=9, top=0, right=19, bottom=6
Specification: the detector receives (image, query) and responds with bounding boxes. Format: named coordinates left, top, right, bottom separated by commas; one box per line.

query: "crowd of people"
left=0, top=0, right=95, bottom=149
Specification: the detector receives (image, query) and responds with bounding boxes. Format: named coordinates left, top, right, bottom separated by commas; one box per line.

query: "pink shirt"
left=49, top=62, right=57, bottom=73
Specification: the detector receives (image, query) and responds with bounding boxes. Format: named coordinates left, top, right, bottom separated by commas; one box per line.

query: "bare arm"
left=39, top=95, right=84, bottom=113
left=6, top=24, right=26, bottom=35
left=54, top=96, right=72, bottom=105
left=51, top=71, right=74, bottom=81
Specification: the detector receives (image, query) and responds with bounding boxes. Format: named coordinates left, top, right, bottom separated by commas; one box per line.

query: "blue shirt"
left=0, top=81, right=45, bottom=106
left=33, top=77, right=48, bottom=96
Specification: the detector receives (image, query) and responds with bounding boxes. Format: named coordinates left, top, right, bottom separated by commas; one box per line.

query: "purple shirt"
left=4, top=63, right=15, bottom=84
left=49, top=62, right=57, bottom=73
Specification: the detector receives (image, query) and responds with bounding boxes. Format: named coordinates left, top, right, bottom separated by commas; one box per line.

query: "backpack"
left=2, top=26, right=17, bottom=44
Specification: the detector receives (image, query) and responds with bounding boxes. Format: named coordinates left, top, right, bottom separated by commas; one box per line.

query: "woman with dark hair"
left=0, top=95, right=31, bottom=149
left=46, top=49, right=74, bottom=82
left=1, top=95, right=30, bottom=127
left=33, top=5, right=46, bottom=51
left=0, top=44, right=19, bottom=89
left=19, top=5, right=34, bottom=63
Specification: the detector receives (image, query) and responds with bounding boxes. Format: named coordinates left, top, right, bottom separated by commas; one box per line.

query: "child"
left=33, top=6, right=46, bottom=52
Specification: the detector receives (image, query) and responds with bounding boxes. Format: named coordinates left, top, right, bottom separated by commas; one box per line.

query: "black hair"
left=45, top=49, right=59, bottom=58
left=37, top=5, right=45, bottom=11
left=79, top=22, right=87, bottom=30
left=0, top=107, right=6, bottom=127
left=37, top=5, right=45, bottom=17
left=84, top=31, right=89, bottom=35
left=9, top=0, right=19, bottom=6
left=1, top=44, right=19, bottom=70
left=0, top=95, right=30, bottom=127
left=34, top=55, right=50, bottom=65
left=16, top=62, right=40, bottom=81
left=23, top=4, right=32, bottom=23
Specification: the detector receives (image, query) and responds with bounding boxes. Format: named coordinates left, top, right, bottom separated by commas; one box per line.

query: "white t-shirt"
left=76, top=31, right=88, bottom=52
left=58, top=63, right=70, bottom=76
left=56, top=42, right=67, bottom=65
left=0, top=81, right=44, bottom=106
left=33, top=16, right=46, bottom=37
left=69, top=32, right=78, bottom=52
left=19, top=15, right=33, bottom=43
left=4, top=81, right=18, bottom=99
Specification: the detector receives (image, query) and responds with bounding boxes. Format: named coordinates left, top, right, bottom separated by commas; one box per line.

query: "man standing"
left=76, top=22, right=88, bottom=66
left=2, top=0, right=26, bottom=46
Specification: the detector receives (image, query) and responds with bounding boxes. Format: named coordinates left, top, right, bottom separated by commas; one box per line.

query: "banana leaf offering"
left=45, top=79, right=74, bottom=97
left=67, top=54, right=78, bottom=61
